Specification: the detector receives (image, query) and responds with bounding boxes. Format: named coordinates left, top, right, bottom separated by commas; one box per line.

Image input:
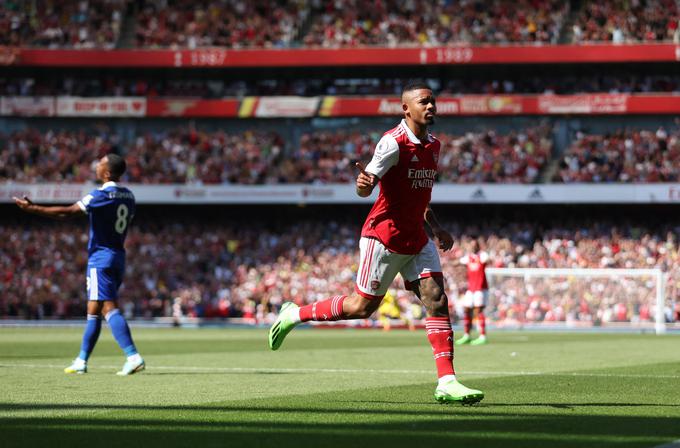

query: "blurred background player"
left=377, top=289, right=400, bottom=331
left=13, top=154, right=145, bottom=375
left=376, top=288, right=422, bottom=331
left=376, top=288, right=416, bottom=331
left=268, top=81, right=484, bottom=405
left=455, top=239, right=490, bottom=346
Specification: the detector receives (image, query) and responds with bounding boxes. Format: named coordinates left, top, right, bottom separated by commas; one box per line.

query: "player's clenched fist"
left=432, top=227, right=454, bottom=251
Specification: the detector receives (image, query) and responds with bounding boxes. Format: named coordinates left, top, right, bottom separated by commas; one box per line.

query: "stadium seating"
left=554, top=128, right=679, bottom=183
left=0, top=127, right=286, bottom=184
left=2, top=1, right=679, bottom=331
left=6, top=0, right=679, bottom=49
left=135, top=0, right=306, bottom=49
left=0, top=0, right=125, bottom=48
left=1, top=218, right=677, bottom=323
left=572, top=0, right=680, bottom=43
left=7, top=125, right=680, bottom=184
left=301, top=0, right=568, bottom=47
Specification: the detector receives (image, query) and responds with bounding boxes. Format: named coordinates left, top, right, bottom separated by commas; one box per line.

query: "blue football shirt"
left=77, top=181, right=136, bottom=269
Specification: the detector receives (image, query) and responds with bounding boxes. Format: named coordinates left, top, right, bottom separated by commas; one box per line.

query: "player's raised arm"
left=425, top=205, right=453, bottom=251
left=355, top=162, right=378, bottom=197
left=13, top=196, right=84, bottom=220
left=356, top=134, right=400, bottom=197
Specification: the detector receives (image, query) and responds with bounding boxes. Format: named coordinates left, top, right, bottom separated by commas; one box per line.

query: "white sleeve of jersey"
left=480, top=252, right=489, bottom=263
left=365, top=134, right=399, bottom=179
left=77, top=193, right=94, bottom=213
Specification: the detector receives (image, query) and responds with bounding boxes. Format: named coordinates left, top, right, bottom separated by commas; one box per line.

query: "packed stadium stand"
left=4, top=0, right=679, bottom=49
left=572, top=0, right=680, bottom=43
left=1, top=124, right=554, bottom=184
left=554, top=128, right=680, bottom=183
left=2, top=205, right=678, bottom=325
left=1, top=1, right=678, bottom=331
left=0, top=0, right=126, bottom=48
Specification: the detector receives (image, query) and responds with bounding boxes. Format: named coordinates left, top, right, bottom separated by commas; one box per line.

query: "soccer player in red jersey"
left=268, top=81, right=484, bottom=404
left=455, top=239, right=490, bottom=346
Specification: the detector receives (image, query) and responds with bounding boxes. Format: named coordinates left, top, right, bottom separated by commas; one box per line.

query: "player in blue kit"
left=14, top=154, right=145, bottom=376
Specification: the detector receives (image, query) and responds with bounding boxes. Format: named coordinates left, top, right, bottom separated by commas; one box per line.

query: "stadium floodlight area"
left=485, top=268, right=667, bottom=334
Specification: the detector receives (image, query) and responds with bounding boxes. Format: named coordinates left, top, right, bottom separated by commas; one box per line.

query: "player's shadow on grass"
left=0, top=402, right=466, bottom=415
left=484, top=402, right=680, bottom=409
left=2, top=401, right=680, bottom=415
left=1, top=412, right=680, bottom=448
left=348, top=399, right=680, bottom=409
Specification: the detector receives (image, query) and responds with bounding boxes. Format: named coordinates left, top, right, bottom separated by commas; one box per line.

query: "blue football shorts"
left=86, top=266, right=123, bottom=301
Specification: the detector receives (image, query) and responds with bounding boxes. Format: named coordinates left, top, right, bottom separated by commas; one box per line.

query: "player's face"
left=403, top=89, right=436, bottom=126
left=96, top=156, right=108, bottom=182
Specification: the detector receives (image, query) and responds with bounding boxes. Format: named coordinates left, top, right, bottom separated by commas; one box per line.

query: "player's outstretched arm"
left=355, top=162, right=378, bottom=197
left=425, top=205, right=453, bottom=251
left=13, top=196, right=84, bottom=220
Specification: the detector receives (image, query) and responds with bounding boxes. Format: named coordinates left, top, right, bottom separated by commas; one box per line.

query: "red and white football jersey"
left=361, top=119, right=440, bottom=255
left=460, top=251, right=489, bottom=291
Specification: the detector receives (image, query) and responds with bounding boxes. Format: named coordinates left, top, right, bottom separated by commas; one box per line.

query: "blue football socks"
left=106, top=309, right=138, bottom=356
left=78, top=314, right=102, bottom=361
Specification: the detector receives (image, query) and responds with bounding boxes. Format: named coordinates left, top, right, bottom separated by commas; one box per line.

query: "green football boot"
left=470, top=335, right=488, bottom=345
left=434, top=379, right=484, bottom=405
left=455, top=334, right=472, bottom=345
left=268, top=302, right=300, bottom=350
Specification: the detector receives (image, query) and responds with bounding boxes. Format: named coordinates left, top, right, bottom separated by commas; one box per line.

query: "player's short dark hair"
left=106, top=153, right=126, bottom=179
left=402, top=80, right=433, bottom=96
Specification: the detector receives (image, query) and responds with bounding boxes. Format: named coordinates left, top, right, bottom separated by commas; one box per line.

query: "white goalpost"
left=485, top=268, right=668, bottom=334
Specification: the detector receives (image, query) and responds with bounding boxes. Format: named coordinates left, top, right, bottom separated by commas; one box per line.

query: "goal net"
left=484, top=268, right=668, bottom=334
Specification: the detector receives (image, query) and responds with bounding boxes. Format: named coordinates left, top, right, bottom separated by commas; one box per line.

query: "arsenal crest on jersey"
left=433, top=152, right=439, bottom=164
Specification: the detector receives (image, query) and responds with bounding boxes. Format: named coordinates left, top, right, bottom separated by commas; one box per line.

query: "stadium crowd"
left=572, top=0, right=680, bottom=43
left=436, top=125, right=553, bottom=183
left=1, top=125, right=554, bottom=184
left=4, top=0, right=680, bottom=50
left=0, top=127, right=286, bottom=184
left=6, top=124, right=680, bottom=184
left=1, top=217, right=678, bottom=326
left=0, top=0, right=125, bottom=48
left=301, top=0, right=568, bottom=47
left=1, top=0, right=567, bottom=49
left=554, top=127, right=680, bottom=183
left=134, top=0, right=306, bottom=49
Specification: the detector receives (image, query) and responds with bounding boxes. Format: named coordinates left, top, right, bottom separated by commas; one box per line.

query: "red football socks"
left=425, top=317, right=455, bottom=377
left=463, top=309, right=473, bottom=335
left=478, top=312, right=486, bottom=336
left=299, top=295, right=347, bottom=322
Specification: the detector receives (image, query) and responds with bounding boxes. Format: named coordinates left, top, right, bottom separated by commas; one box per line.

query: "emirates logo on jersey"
left=408, top=168, right=436, bottom=189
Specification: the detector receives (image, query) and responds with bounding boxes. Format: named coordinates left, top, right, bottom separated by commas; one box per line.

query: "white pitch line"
left=1, top=363, right=679, bottom=379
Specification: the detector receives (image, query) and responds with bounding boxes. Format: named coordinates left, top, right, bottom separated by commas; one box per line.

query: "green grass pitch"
left=1, top=327, right=679, bottom=448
